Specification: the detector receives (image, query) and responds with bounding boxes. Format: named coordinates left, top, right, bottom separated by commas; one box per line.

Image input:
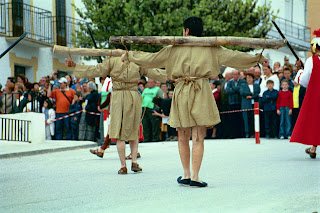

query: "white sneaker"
left=280, top=136, right=285, bottom=139
left=288, top=136, right=291, bottom=140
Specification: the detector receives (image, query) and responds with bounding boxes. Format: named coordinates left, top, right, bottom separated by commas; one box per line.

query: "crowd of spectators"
left=0, top=56, right=305, bottom=142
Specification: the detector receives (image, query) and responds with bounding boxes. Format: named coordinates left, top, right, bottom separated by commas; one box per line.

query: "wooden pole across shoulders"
left=52, top=45, right=125, bottom=57
left=109, top=36, right=286, bottom=50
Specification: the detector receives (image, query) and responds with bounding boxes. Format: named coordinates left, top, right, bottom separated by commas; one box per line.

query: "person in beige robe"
left=65, top=53, right=167, bottom=174
left=122, top=17, right=266, bottom=187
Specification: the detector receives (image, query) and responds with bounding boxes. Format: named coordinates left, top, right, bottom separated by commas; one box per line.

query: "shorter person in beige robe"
left=122, top=17, right=266, bottom=187
left=65, top=48, right=166, bottom=174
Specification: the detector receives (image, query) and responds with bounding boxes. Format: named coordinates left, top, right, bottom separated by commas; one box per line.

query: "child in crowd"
left=277, top=80, right=293, bottom=139
left=273, top=62, right=281, bottom=72
left=68, top=92, right=82, bottom=140
left=282, top=67, right=294, bottom=92
left=261, top=80, right=278, bottom=139
left=43, top=99, right=55, bottom=140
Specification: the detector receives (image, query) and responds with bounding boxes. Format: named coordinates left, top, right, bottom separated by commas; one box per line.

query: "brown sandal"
left=131, top=163, right=142, bottom=172
left=305, top=148, right=317, bottom=159
left=90, top=149, right=104, bottom=158
left=125, top=152, right=141, bottom=160
left=118, top=167, right=128, bottom=174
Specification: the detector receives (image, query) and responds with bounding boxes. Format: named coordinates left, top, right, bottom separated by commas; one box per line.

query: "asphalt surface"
left=1, top=138, right=319, bottom=213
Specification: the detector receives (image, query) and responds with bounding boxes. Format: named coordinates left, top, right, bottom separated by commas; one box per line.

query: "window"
left=14, top=65, right=26, bottom=80
left=56, top=0, right=66, bottom=46
left=12, top=0, right=24, bottom=37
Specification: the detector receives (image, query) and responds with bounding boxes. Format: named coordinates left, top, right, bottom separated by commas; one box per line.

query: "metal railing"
left=268, top=17, right=310, bottom=50
left=52, top=16, right=84, bottom=47
left=1, top=92, right=42, bottom=114
left=0, top=2, right=84, bottom=46
left=0, top=117, right=31, bottom=142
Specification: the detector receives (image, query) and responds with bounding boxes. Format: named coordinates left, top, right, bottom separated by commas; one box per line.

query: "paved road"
left=1, top=139, right=319, bottom=213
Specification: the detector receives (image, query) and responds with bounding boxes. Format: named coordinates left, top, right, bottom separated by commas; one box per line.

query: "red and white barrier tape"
left=52, top=110, right=100, bottom=122
left=219, top=108, right=263, bottom=114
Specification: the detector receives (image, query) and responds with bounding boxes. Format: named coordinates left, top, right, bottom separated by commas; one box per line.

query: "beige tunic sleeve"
left=140, top=68, right=167, bottom=83
left=217, top=47, right=265, bottom=69
left=74, top=57, right=115, bottom=78
left=126, top=46, right=171, bottom=69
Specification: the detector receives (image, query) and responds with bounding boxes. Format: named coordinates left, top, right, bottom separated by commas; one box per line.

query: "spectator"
left=240, top=73, right=260, bottom=138
left=7, top=77, right=15, bottom=84
left=168, top=90, right=174, bottom=99
left=138, top=82, right=145, bottom=94
left=151, top=96, right=165, bottom=140
left=48, top=77, right=75, bottom=140
left=82, top=82, right=90, bottom=98
left=220, top=70, right=233, bottom=139
left=260, top=65, right=280, bottom=96
left=17, top=74, right=28, bottom=85
left=0, top=83, right=2, bottom=105
left=1, top=82, right=15, bottom=114
left=239, top=71, right=246, bottom=80
left=43, top=99, right=55, bottom=140
left=281, top=67, right=294, bottom=92
left=226, top=69, right=243, bottom=138
left=273, top=62, right=281, bottom=72
left=65, top=75, right=74, bottom=89
left=261, top=80, right=278, bottom=139
left=208, top=81, right=221, bottom=139
left=75, top=85, right=82, bottom=93
left=155, top=81, right=161, bottom=88
left=23, top=92, right=40, bottom=112
left=277, top=80, right=293, bottom=139
left=253, top=65, right=262, bottom=85
left=160, top=83, right=168, bottom=96
left=291, top=81, right=306, bottom=131
left=69, top=92, right=82, bottom=140
left=247, top=67, right=255, bottom=75
left=52, top=72, right=60, bottom=87
left=12, top=83, right=26, bottom=113
left=39, top=77, right=48, bottom=89
left=142, top=79, right=164, bottom=142
left=277, top=66, right=284, bottom=80
left=79, top=82, right=100, bottom=141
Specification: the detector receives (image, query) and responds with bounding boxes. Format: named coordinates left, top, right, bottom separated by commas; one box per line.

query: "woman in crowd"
left=1, top=82, right=15, bottom=114
left=79, top=81, right=100, bottom=141
left=240, top=73, right=260, bottom=138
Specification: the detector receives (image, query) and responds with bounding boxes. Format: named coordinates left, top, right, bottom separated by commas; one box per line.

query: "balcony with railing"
left=0, top=2, right=83, bottom=47
left=267, top=17, right=310, bottom=51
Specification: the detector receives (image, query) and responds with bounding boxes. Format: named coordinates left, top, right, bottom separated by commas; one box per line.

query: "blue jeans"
left=55, top=113, right=72, bottom=140
left=279, top=107, right=291, bottom=138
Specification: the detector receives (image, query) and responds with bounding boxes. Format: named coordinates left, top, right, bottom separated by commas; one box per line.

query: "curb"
left=0, top=144, right=98, bottom=159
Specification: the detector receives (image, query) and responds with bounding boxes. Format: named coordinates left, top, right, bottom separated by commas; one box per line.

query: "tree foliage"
left=74, top=0, right=277, bottom=60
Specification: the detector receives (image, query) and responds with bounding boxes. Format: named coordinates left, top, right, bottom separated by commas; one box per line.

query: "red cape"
left=290, top=55, right=320, bottom=146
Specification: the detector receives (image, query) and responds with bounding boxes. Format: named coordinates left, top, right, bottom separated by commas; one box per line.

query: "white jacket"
left=43, top=107, right=56, bottom=136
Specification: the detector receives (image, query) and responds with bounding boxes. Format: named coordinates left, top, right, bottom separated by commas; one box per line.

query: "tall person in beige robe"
left=65, top=46, right=167, bottom=174
left=122, top=17, right=266, bottom=187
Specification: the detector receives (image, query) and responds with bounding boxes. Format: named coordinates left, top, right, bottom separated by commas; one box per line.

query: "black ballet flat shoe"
left=177, top=176, right=191, bottom=186
left=190, top=180, right=208, bottom=188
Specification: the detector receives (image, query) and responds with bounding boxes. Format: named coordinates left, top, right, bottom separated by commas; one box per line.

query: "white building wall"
left=0, top=38, right=11, bottom=87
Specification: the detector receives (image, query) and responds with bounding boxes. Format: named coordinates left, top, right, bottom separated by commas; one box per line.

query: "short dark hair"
left=254, top=64, right=261, bottom=70
left=283, top=67, right=292, bottom=74
left=183, top=17, right=203, bottom=37
left=266, top=80, right=274, bottom=85
left=246, top=73, right=255, bottom=79
left=75, top=92, right=82, bottom=97
left=152, top=96, right=162, bottom=107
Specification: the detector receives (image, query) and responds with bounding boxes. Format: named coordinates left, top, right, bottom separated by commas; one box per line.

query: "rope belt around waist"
left=112, top=80, right=138, bottom=91
left=175, top=77, right=208, bottom=91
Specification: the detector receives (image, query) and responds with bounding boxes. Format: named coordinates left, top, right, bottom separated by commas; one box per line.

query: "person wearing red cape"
left=290, top=29, right=320, bottom=159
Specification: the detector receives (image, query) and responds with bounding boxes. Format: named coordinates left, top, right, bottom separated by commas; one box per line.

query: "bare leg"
left=177, top=127, right=191, bottom=179
left=211, top=127, right=217, bottom=138
left=310, top=146, right=317, bottom=152
left=129, top=139, right=139, bottom=163
left=191, top=126, right=206, bottom=181
left=117, top=140, right=126, bottom=168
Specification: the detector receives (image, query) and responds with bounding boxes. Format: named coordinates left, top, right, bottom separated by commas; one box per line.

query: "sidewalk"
left=0, top=140, right=98, bottom=159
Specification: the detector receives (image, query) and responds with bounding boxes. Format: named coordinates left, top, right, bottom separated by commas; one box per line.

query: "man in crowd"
left=47, top=77, right=75, bottom=140
left=220, top=70, right=233, bottom=139
left=142, top=79, right=164, bottom=142
left=254, top=65, right=262, bottom=85
left=226, top=69, right=243, bottom=138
